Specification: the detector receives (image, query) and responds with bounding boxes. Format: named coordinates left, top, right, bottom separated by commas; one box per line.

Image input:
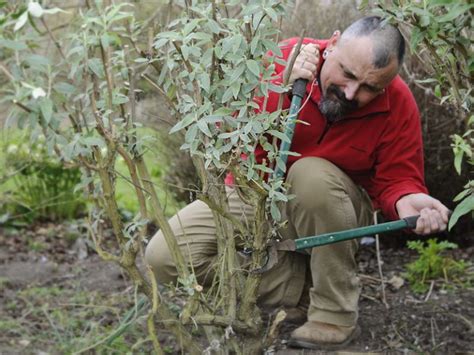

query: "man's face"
left=319, top=35, right=399, bottom=121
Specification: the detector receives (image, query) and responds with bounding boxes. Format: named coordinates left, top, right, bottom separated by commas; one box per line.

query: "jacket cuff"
left=382, top=186, right=428, bottom=221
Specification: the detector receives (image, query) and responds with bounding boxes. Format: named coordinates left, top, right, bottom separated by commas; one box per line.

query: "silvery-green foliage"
left=154, top=0, right=294, bottom=220
left=2, top=2, right=138, bottom=163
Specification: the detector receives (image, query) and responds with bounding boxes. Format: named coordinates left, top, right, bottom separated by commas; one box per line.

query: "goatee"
left=319, top=84, right=358, bottom=123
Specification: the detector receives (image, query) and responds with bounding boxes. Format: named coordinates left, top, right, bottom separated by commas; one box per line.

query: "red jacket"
left=253, top=37, right=428, bottom=221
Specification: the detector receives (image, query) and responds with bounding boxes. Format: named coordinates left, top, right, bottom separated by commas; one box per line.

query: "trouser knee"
left=145, top=231, right=177, bottom=284
left=287, top=157, right=350, bottom=211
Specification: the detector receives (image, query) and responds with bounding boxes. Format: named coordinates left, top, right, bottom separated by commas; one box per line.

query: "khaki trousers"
left=145, top=157, right=373, bottom=326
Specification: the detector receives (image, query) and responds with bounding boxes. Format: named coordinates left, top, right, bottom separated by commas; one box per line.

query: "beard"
left=319, top=84, right=358, bottom=123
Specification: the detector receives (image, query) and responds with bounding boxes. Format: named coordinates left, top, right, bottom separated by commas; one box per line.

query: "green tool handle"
left=295, top=215, right=419, bottom=250
left=274, top=79, right=307, bottom=181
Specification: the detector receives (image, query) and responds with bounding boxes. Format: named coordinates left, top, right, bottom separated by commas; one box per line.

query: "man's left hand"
left=396, top=193, right=450, bottom=235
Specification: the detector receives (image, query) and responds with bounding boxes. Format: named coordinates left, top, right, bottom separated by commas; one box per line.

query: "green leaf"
left=246, top=59, right=260, bottom=77
left=454, top=149, right=463, bottom=174
left=185, top=124, right=198, bottom=143
left=207, top=19, right=221, bottom=34
left=221, top=87, right=233, bottom=103
left=270, top=202, right=281, bottom=221
left=231, top=82, right=240, bottom=99
left=0, top=39, right=27, bottom=50
left=170, top=113, right=196, bottom=134
left=83, top=136, right=105, bottom=147
left=268, top=83, right=286, bottom=93
left=262, top=39, right=282, bottom=57
left=437, top=4, right=474, bottom=22
left=53, top=82, right=76, bottom=95
left=265, top=7, right=278, bottom=22
left=218, top=131, right=239, bottom=139
left=183, top=19, right=200, bottom=36
left=112, top=93, right=129, bottom=105
left=453, top=188, right=471, bottom=202
left=24, top=54, right=51, bottom=70
left=42, top=7, right=67, bottom=15
left=156, top=31, right=181, bottom=40
left=154, top=38, right=168, bottom=49
left=241, top=4, right=260, bottom=16
left=269, top=129, right=290, bottom=143
left=88, top=58, right=105, bottom=78
left=410, top=27, right=423, bottom=51
left=40, top=98, right=53, bottom=123
left=181, top=45, right=189, bottom=60
left=197, top=120, right=212, bottom=137
left=449, top=194, right=474, bottom=230
left=275, top=156, right=286, bottom=173
left=250, top=35, right=260, bottom=55
left=100, top=33, right=110, bottom=48
left=198, top=73, right=210, bottom=93
left=230, top=64, right=246, bottom=82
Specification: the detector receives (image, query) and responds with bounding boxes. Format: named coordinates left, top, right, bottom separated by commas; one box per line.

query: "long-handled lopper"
left=253, top=77, right=421, bottom=273
left=253, top=215, right=420, bottom=273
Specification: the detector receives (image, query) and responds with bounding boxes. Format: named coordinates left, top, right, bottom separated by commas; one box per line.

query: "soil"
left=1, top=223, right=473, bottom=354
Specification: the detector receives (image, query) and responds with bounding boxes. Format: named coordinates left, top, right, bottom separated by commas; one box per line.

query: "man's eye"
left=364, top=85, right=381, bottom=93
left=344, top=71, right=355, bottom=79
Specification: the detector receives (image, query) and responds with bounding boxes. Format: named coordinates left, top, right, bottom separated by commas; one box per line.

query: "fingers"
left=414, top=207, right=448, bottom=235
left=432, top=199, right=451, bottom=224
left=288, top=43, right=320, bottom=84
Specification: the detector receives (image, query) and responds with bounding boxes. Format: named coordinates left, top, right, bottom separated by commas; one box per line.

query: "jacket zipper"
left=316, top=111, right=386, bottom=145
left=317, top=121, right=332, bottom=144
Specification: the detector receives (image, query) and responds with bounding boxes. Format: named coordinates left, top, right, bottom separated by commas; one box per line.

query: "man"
left=145, top=16, right=450, bottom=349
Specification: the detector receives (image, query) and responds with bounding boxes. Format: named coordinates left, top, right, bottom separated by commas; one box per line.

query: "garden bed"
left=0, top=223, right=472, bottom=353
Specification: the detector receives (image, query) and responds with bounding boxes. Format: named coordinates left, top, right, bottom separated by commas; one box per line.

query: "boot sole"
left=288, top=325, right=361, bottom=350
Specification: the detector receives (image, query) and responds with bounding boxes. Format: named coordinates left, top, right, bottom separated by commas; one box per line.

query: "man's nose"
left=344, top=82, right=359, bottom=101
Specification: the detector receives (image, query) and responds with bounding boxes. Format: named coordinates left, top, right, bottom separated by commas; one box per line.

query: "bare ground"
left=0, top=223, right=473, bottom=354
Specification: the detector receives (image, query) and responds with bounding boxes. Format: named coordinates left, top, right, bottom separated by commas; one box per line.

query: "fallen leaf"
left=19, top=339, right=31, bottom=347
left=388, top=275, right=405, bottom=290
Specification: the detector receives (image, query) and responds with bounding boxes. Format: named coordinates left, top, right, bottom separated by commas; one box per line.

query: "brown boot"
left=283, top=306, right=307, bottom=324
left=288, top=321, right=360, bottom=350
left=284, top=277, right=310, bottom=324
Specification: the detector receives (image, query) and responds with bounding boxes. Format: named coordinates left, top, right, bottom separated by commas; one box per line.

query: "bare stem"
left=40, top=18, right=67, bottom=61
left=135, top=157, right=190, bottom=280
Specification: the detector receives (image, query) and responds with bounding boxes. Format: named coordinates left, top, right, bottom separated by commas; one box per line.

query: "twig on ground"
left=449, top=313, right=474, bottom=333
left=374, top=212, right=389, bottom=309
left=424, top=280, right=435, bottom=302
left=404, top=296, right=423, bottom=304
left=430, top=317, right=437, bottom=348
left=361, top=293, right=378, bottom=302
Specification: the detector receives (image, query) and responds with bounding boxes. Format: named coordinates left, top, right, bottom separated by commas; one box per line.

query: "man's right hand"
left=285, top=43, right=320, bottom=85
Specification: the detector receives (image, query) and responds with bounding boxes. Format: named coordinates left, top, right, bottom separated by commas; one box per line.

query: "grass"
left=1, top=283, right=152, bottom=353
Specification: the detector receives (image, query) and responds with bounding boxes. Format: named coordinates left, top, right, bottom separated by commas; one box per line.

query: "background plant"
left=405, top=239, right=470, bottom=293
left=0, top=131, right=85, bottom=224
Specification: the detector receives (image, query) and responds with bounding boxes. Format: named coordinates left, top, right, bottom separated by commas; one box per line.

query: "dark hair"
left=341, top=16, right=405, bottom=68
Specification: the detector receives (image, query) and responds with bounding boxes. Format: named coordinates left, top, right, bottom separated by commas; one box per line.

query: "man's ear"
left=326, top=30, right=341, bottom=51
